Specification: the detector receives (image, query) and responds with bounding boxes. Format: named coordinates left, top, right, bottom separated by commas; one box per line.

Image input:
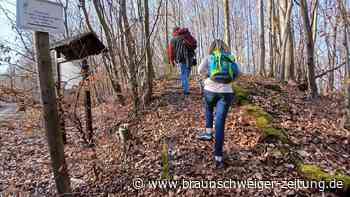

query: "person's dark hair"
left=173, top=27, right=180, bottom=33
left=208, top=39, right=230, bottom=54
left=82, top=59, right=88, bottom=65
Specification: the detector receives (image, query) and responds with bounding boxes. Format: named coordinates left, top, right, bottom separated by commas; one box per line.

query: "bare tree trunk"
left=9, top=66, right=15, bottom=92
left=143, top=0, right=153, bottom=105
left=338, top=0, right=350, bottom=129
left=120, top=0, right=140, bottom=113
left=259, top=0, right=266, bottom=76
left=216, top=0, right=220, bottom=39
left=82, top=66, right=93, bottom=145
left=58, top=0, right=69, bottom=38
left=194, top=0, right=203, bottom=58
left=296, top=16, right=307, bottom=83
left=92, top=0, right=125, bottom=104
left=286, top=20, right=295, bottom=81
left=268, top=0, right=275, bottom=78
left=273, top=0, right=281, bottom=78
left=311, top=0, right=319, bottom=44
left=325, top=26, right=332, bottom=92
left=300, top=0, right=319, bottom=98
left=327, top=19, right=338, bottom=92
left=80, top=0, right=94, bottom=32
left=344, top=23, right=350, bottom=128
left=223, top=0, right=231, bottom=48
left=165, top=0, right=169, bottom=49
left=279, top=0, right=293, bottom=81
left=210, top=0, right=216, bottom=39
left=246, top=0, right=251, bottom=73
left=248, top=0, right=256, bottom=73
left=55, top=61, right=66, bottom=144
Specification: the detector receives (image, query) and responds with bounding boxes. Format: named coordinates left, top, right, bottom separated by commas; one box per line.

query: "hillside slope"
left=1, top=76, right=349, bottom=196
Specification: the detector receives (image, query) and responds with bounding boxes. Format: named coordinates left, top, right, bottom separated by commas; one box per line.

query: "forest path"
left=128, top=78, right=350, bottom=196
left=127, top=79, right=302, bottom=196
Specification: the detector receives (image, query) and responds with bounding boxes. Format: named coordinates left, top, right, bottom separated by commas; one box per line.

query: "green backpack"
left=209, top=50, right=237, bottom=84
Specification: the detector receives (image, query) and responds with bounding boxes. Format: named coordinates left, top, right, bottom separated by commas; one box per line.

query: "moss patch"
left=299, top=164, right=350, bottom=191
left=161, top=143, right=170, bottom=179
left=242, top=104, right=290, bottom=144
left=261, top=127, right=290, bottom=144
left=243, top=105, right=273, bottom=124
left=232, top=83, right=250, bottom=105
left=256, top=116, right=270, bottom=128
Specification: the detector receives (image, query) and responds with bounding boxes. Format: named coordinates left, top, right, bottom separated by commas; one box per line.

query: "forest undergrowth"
left=1, top=76, right=349, bottom=196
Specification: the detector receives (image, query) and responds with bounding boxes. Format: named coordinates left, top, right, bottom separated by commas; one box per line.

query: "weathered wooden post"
left=54, top=51, right=67, bottom=144
left=58, top=70, right=67, bottom=144
left=17, top=0, right=71, bottom=195
left=34, top=31, right=72, bottom=195
left=81, top=59, right=93, bottom=145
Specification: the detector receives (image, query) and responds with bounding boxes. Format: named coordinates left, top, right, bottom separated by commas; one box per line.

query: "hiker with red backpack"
left=197, top=39, right=240, bottom=169
left=168, top=27, right=197, bottom=95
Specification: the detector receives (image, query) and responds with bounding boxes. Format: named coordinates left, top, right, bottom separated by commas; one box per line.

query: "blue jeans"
left=204, top=90, right=234, bottom=157
left=179, top=63, right=191, bottom=94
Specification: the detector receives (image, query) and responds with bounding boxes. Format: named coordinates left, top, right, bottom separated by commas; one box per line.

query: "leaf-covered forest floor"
left=1, top=76, right=349, bottom=196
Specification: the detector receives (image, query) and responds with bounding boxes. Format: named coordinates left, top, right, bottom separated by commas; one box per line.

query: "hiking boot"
left=215, top=155, right=225, bottom=169
left=197, top=132, right=213, bottom=141
left=215, top=160, right=225, bottom=169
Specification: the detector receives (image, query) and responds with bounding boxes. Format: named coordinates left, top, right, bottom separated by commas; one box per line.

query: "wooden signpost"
left=16, top=0, right=71, bottom=195
left=81, top=60, right=94, bottom=145
left=51, top=32, right=106, bottom=147
left=33, top=31, right=71, bottom=195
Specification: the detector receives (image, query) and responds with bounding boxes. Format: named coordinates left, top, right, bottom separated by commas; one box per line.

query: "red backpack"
left=173, top=28, right=197, bottom=50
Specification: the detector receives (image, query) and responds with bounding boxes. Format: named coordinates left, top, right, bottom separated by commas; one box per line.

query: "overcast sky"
left=0, top=0, right=16, bottom=42
left=0, top=0, right=16, bottom=73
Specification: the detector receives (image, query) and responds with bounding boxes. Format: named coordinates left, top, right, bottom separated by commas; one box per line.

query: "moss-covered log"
left=243, top=105, right=273, bottom=125
left=298, top=164, right=350, bottom=194
left=242, top=105, right=291, bottom=144
left=261, top=127, right=290, bottom=144
left=232, top=83, right=250, bottom=105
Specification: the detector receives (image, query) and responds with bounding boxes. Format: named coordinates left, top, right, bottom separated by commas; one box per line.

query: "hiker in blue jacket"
left=197, top=39, right=240, bottom=169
